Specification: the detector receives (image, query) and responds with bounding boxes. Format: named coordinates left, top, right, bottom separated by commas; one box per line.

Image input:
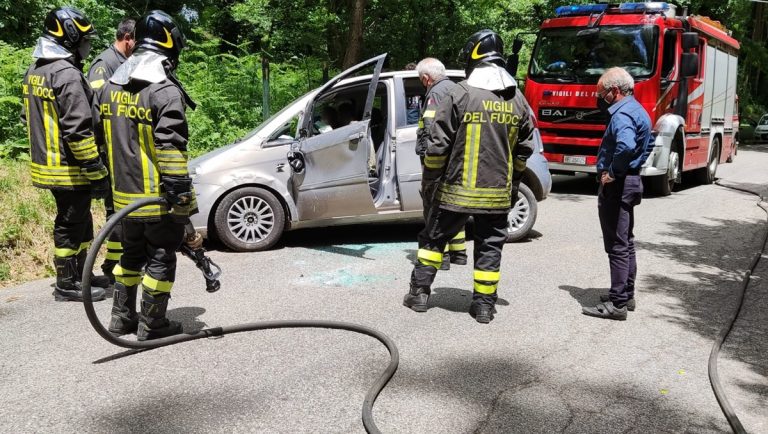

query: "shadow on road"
left=426, top=286, right=510, bottom=314
left=391, top=358, right=725, bottom=433
left=168, top=306, right=208, bottom=334
left=558, top=285, right=606, bottom=308
left=635, top=186, right=767, bottom=422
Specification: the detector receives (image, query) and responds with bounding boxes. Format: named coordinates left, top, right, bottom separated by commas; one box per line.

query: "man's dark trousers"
left=598, top=174, right=642, bottom=306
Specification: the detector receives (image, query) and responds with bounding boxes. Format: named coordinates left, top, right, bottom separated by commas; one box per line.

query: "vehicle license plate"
left=563, top=155, right=587, bottom=165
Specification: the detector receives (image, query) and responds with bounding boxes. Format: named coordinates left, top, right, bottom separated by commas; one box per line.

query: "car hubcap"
left=508, top=195, right=530, bottom=234
left=227, top=196, right=274, bottom=243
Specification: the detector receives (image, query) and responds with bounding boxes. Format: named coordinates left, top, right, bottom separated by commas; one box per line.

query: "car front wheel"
left=506, top=182, right=537, bottom=242
left=214, top=186, right=285, bottom=252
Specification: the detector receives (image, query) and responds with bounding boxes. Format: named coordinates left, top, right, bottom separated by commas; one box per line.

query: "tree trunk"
left=342, top=0, right=367, bottom=69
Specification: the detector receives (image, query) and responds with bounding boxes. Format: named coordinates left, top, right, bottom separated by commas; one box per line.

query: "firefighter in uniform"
left=22, top=7, right=111, bottom=302
left=403, top=30, right=536, bottom=323
left=98, top=10, right=199, bottom=340
left=415, top=57, right=467, bottom=270
left=87, top=17, right=136, bottom=284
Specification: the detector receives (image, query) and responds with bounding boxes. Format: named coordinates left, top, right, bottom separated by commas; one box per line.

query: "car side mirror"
left=506, top=54, right=520, bottom=76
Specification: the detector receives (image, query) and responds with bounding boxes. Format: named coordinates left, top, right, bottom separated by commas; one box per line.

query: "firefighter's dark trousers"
left=51, top=190, right=93, bottom=259
left=411, top=207, right=508, bottom=306
left=114, top=216, right=185, bottom=296
left=598, top=174, right=642, bottom=307
left=421, top=179, right=467, bottom=255
left=102, top=189, right=123, bottom=270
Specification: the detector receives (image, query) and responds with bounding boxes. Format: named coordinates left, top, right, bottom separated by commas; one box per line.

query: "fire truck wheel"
left=696, top=137, right=720, bottom=185
left=506, top=183, right=537, bottom=243
left=652, top=149, right=679, bottom=196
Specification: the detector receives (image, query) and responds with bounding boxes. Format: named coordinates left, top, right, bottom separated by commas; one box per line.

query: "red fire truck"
left=510, top=2, right=740, bottom=195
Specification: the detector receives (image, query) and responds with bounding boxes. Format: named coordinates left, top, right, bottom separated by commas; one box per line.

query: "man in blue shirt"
left=583, top=67, right=652, bottom=320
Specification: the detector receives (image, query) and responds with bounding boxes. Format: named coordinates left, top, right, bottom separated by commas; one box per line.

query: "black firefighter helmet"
left=135, top=10, right=186, bottom=63
left=459, top=29, right=505, bottom=76
left=43, top=7, right=96, bottom=52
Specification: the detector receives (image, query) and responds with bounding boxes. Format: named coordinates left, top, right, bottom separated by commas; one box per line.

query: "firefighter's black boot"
left=137, top=290, right=183, bottom=341
left=108, top=283, right=138, bottom=335
left=469, top=302, right=495, bottom=324
left=76, top=250, right=111, bottom=289
left=449, top=250, right=468, bottom=265
left=403, top=284, right=430, bottom=312
left=53, top=256, right=106, bottom=302
left=440, top=252, right=450, bottom=271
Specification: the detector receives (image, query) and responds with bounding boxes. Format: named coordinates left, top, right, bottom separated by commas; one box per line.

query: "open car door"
left=289, top=54, right=387, bottom=221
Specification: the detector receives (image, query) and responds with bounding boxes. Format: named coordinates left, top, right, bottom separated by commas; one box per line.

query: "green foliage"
left=0, top=42, right=31, bottom=159
left=0, top=0, right=766, bottom=163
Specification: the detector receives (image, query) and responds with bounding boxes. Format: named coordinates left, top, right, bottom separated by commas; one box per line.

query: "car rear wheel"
left=214, top=187, right=285, bottom=252
left=506, top=183, right=537, bottom=242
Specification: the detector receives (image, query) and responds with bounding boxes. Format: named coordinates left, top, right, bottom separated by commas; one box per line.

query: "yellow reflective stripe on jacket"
left=43, top=101, right=61, bottom=167
left=142, top=274, right=173, bottom=293
left=422, top=109, right=436, bottom=119
left=462, top=123, right=481, bottom=188
left=54, top=247, right=79, bottom=258
left=439, top=183, right=510, bottom=199
left=138, top=124, right=160, bottom=195
left=24, top=97, right=32, bottom=147
left=78, top=242, right=90, bottom=253
left=424, top=155, right=447, bottom=169
left=90, top=79, right=105, bottom=89
left=157, top=149, right=189, bottom=176
left=104, top=119, right=115, bottom=189
left=68, top=136, right=99, bottom=161
left=29, top=162, right=90, bottom=187
left=449, top=242, right=466, bottom=251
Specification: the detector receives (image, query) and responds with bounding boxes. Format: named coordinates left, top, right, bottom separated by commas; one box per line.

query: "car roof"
left=335, top=69, right=465, bottom=87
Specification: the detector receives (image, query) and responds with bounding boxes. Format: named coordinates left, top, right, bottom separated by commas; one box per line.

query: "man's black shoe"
left=600, top=295, right=636, bottom=311
left=582, top=301, right=627, bottom=320
left=403, top=286, right=430, bottom=312
left=469, top=303, right=495, bottom=324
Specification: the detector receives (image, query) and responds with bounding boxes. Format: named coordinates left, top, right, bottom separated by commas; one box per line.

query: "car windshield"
left=529, top=25, right=659, bottom=83
left=234, top=91, right=313, bottom=143
left=759, top=116, right=768, bottom=126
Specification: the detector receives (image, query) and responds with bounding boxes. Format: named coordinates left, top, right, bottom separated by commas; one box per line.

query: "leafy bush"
left=0, top=42, right=31, bottom=159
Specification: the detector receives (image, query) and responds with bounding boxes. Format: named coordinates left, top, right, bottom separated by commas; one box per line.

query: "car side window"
left=402, top=78, right=424, bottom=126
left=265, top=115, right=300, bottom=146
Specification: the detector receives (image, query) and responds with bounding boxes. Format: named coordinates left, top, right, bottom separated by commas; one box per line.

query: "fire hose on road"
left=80, top=197, right=399, bottom=434
left=710, top=181, right=768, bottom=434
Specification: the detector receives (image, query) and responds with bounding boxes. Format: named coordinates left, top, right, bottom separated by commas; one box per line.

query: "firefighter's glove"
left=185, top=231, right=203, bottom=250
left=511, top=183, right=520, bottom=206
left=82, top=159, right=108, bottom=182
left=163, top=176, right=193, bottom=206
left=90, top=176, right=110, bottom=200
left=163, top=176, right=193, bottom=224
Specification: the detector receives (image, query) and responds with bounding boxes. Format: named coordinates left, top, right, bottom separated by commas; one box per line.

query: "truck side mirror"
left=506, top=54, right=520, bottom=76
left=681, top=53, right=699, bottom=77
left=681, top=32, right=698, bottom=50
left=512, top=39, right=524, bottom=55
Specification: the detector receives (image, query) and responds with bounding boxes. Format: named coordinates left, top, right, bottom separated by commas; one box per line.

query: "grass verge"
left=0, top=159, right=106, bottom=289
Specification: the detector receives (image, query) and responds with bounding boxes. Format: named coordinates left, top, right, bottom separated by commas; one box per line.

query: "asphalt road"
left=1, top=146, right=767, bottom=434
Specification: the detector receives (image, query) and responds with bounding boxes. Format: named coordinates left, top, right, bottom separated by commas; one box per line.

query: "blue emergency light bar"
left=555, top=4, right=607, bottom=16
left=555, top=2, right=669, bottom=17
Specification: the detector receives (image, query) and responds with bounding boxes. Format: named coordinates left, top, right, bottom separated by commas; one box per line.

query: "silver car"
left=189, top=55, right=551, bottom=252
